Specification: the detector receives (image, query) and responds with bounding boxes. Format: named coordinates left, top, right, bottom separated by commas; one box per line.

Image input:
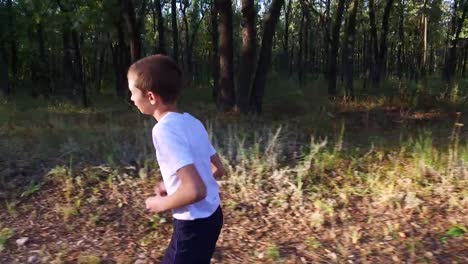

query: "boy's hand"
left=155, top=182, right=167, bottom=196
left=145, top=196, right=166, bottom=213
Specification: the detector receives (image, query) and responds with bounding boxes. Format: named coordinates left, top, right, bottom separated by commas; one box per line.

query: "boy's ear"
left=147, top=91, right=158, bottom=105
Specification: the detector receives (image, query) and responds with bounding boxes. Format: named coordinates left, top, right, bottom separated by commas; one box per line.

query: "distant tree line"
left=0, top=0, right=467, bottom=112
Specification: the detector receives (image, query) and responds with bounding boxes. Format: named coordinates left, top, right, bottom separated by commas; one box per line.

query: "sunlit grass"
left=0, top=77, right=467, bottom=262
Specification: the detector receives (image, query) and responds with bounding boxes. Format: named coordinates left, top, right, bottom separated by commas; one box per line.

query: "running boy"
left=127, top=54, right=224, bottom=264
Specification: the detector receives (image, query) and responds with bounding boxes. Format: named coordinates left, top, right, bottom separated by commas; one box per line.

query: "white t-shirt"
left=152, top=112, right=220, bottom=220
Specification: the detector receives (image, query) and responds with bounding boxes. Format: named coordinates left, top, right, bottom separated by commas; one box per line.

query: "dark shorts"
left=161, top=206, right=223, bottom=264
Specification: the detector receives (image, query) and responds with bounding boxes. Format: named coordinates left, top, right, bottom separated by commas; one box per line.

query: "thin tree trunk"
left=91, top=35, right=99, bottom=83
left=71, top=30, right=87, bottom=107
left=97, top=47, right=106, bottom=92
left=368, top=0, right=379, bottom=87
left=180, top=0, right=193, bottom=80
left=7, top=0, right=17, bottom=77
left=171, top=0, right=179, bottom=62
left=111, top=44, right=123, bottom=97
left=463, top=41, right=468, bottom=76
left=298, top=12, right=305, bottom=83
left=343, top=0, right=359, bottom=98
left=37, top=22, right=51, bottom=97
left=216, top=0, right=235, bottom=111
left=397, top=0, right=405, bottom=79
left=238, top=0, right=256, bottom=113
left=289, top=36, right=295, bottom=75
left=323, top=0, right=331, bottom=76
left=420, top=0, right=429, bottom=78
left=120, top=0, right=142, bottom=62
left=304, top=16, right=309, bottom=78
left=378, top=0, right=394, bottom=81
left=0, top=45, right=10, bottom=96
left=62, top=30, right=74, bottom=97
left=152, top=0, right=157, bottom=52
left=250, top=0, right=285, bottom=113
left=188, top=5, right=207, bottom=79
left=155, top=0, right=166, bottom=54
left=444, top=0, right=468, bottom=83
left=310, top=32, right=315, bottom=75
left=210, top=0, right=220, bottom=103
left=429, top=43, right=435, bottom=74
left=327, top=0, right=346, bottom=97
left=57, top=0, right=88, bottom=104
left=283, top=0, right=293, bottom=75
left=110, top=23, right=129, bottom=98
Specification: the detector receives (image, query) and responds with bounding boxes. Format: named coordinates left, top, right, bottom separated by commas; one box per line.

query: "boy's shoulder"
left=153, top=112, right=188, bottom=135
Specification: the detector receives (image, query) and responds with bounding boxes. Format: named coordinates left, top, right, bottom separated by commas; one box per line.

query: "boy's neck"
left=153, top=103, right=179, bottom=122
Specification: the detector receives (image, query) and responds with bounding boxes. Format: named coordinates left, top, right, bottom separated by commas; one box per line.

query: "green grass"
left=0, top=228, right=14, bottom=251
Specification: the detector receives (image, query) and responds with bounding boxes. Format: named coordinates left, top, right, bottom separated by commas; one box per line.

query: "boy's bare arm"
left=146, top=164, right=206, bottom=213
left=210, top=154, right=225, bottom=179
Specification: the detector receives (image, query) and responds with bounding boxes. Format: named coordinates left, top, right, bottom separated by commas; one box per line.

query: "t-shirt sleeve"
left=153, top=124, right=194, bottom=175
left=209, top=143, right=217, bottom=156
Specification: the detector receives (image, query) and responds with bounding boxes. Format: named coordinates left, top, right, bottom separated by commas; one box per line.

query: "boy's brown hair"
left=128, top=54, right=182, bottom=103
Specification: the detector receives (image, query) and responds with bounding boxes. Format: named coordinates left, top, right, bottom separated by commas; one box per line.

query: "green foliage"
left=146, top=215, right=167, bottom=230
left=305, top=237, right=322, bottom=250
left=266, top=243, right=281, bottom=261
left=1, top=0, right=466, bottom=108
left=20, top=182, right=43, bottom=198
left=440, top=225, right=467, bottom=243
left=0, top=227, right=14, bottom=251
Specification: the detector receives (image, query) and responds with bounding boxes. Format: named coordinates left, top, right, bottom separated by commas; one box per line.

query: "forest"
left=0, top=0, right=467, bottom=263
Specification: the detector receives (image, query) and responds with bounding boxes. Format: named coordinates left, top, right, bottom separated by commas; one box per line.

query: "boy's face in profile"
left=128, top=75, right=157, bottom=115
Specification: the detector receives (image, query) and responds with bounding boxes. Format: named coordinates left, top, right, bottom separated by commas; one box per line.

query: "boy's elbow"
left=194, top=183, right=207, bottom=202
left=215, top=166, right=225, bottom=179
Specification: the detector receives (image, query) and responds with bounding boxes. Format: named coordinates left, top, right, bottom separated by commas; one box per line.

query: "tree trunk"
left=188, top=3, right=206, bottom=79
left=397, top=0, right=405, bottom=79
left=289, top=35, right=295, bottom=75
left=343, top=0, right=359, bottom=98
left=323, top=0, right=331, bottom=75
left=111, top=44, right=123, bottom=97
left=238, top=0, right=256, bottom=113
left=421, top=13, right=428, bottom=77
left=97, top=47, right=106, bottom=92
left=463, top=41, right=468, bottom=76
left=298, top=12, right=305, bottom=83
left=62, top=30, right=74, bottom=97
left=37, top=22, right=51, bottom=97
left=110, top=23, right=130, bottom=98
left=210, top=0, right=220, bottom=104
left=7, top=0, right=17, bottom=77
left=283, top=0, right=293, bottom=75
left=71, top=30, right=88, bottom=107
left=0, top=45, right=10, bottom=96
left=171, top=0, right=179, bottom=62
left=304, top=16, right=309, bottom=78
left=368, top=0, right=379, bottom=87
left=377, top=0, right=395, bottom=82
left=216, top=0, right=235, bottom=111
left=120, top=0, right=142, bottom=62
left=429, top=43, right=435, bottom=74
left=250, top=0, right=285, bottom=113
left=419, top=0, right=428, bottom=79
left=443, top=0, right=468, bottom=83
left=369, top=0, right=394, bottom=88
left=327, top=0, right=346, bottom=97
left=155, top=0, right=166, bottom=54
left=180, top=0, right=193, bottom=81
